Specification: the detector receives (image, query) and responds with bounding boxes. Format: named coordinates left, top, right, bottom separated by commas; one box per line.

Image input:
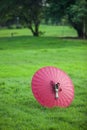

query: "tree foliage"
left=67, top=0, right=87, bottom=38
left=0, top=0, right=87, bottom=38
left=0, top=0, right=43, bottom=36
left=46, top=0, right=87, bottom=38
left=44, top=0, right=75, bottom=24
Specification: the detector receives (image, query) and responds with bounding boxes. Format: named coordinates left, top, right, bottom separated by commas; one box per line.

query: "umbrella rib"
left=63, top=91, right=74, bottom=102
left=59, top=93, right=68, bottom=107
left=63, top=89, right=74, bottom=96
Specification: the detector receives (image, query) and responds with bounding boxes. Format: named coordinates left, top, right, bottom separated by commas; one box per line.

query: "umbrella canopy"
left=31, top=66, right=74, bottom=108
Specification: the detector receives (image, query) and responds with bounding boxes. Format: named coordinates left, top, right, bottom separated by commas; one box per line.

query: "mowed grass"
left=0, top=25, right=77, bottom=37
left=0, top=26, right=87, bottom=130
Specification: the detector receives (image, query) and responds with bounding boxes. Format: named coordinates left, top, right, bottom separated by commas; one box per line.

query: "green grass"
left=0, top=26, right=87, bottom=130
left=0, top=25, right=77, bottom=37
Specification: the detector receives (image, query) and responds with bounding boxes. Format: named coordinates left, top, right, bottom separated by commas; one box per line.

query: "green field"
left=0, top=26, right=87, bottom=130
left=0, top=25, right=77, bottom=37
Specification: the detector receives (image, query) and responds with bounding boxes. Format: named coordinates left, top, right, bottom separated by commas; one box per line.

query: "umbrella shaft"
left=55, top=89, right=58, bottom=98
left=54, top=83, right=59, bottom=99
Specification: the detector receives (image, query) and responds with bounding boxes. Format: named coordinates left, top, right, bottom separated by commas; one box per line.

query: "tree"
left=0, top=0, right=43, bottom=36
left=45, top=0, right=75, bottom=23
left=67, top=0, right=87, bottom=38
left=46, top=0, right=87, bottom=38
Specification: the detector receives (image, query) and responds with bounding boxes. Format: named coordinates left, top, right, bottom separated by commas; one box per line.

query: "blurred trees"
left=0, top=0, right=87, bottom=38
left=0, top=0, right=43, bottom=36
left=67, top=0, right=87, bottom=38
left=45, top=0, right=87, bottom=38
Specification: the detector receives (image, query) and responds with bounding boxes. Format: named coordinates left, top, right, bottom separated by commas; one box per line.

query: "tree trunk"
left=33, top=23, right=39, bottom=36
left=28, top=23, right=39, bottom=37
left=76, top=28, right=87, bottom=39
left=33, top=32, right=39, bottom=36
left=76, top=28, right=84, bottom=38
left=70, top=21, right=87, bottom=39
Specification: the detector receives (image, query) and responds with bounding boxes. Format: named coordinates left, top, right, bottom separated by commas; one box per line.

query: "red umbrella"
left=31, top=66, right=74, bottom=108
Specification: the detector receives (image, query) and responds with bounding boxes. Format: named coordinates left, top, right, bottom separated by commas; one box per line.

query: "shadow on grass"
left=0, top=35, right=86, bottom=50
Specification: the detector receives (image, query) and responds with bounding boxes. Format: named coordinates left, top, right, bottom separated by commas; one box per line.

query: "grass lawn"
left=0, top=25, right=77, bottom=37
left=0, top=26, right=87, bottom=130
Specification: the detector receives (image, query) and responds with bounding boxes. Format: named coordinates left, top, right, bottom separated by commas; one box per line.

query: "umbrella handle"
left=55, top=89, right=59, bottom=98
left=54, top=83, right=59, bottom=99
